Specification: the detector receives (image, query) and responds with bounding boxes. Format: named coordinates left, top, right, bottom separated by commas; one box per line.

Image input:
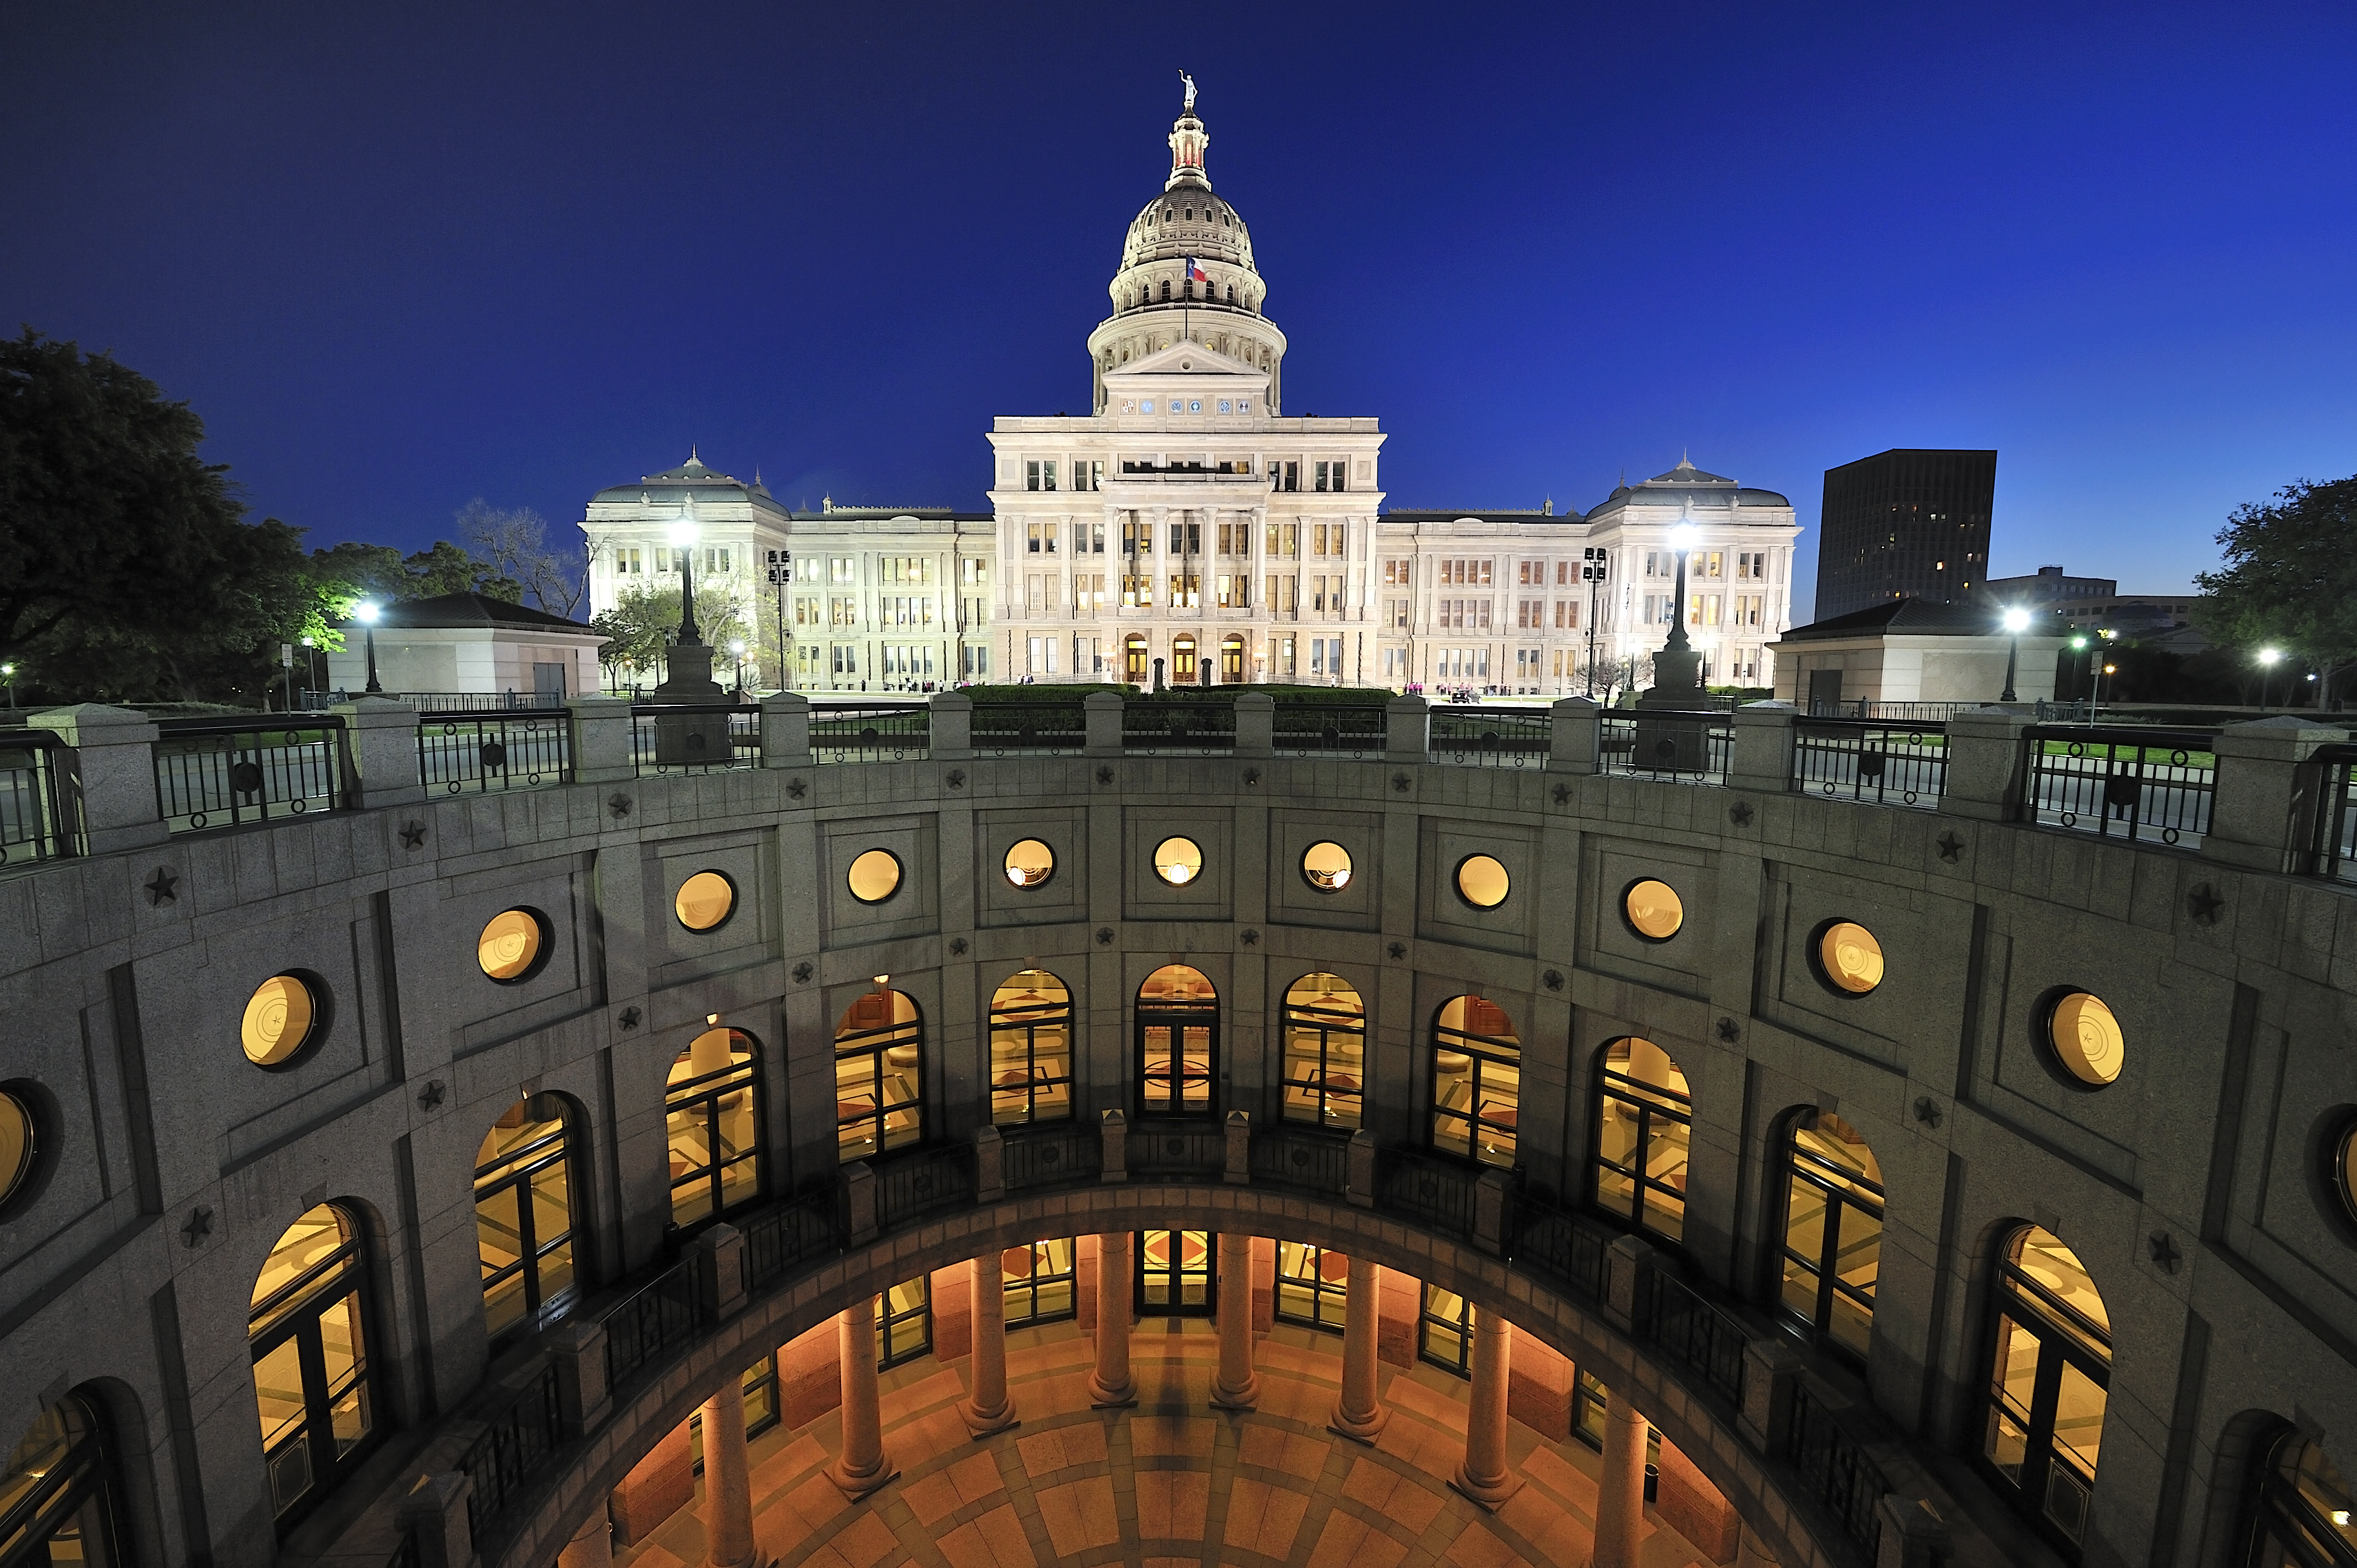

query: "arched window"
left=1, top=1395, right=121, bottom=1564
left=2247, top=1429, right=2357, bottom=1566
left=476, top=1098, right=575, bottom=1340
left=1281, top=973, right=1364, bottom=1128
left=1979, top=1225, right=2111, bottom=1555
left=1160, top=279, right=1171, bottom=301
left=1777, top=1110, right=1883, bottom=1359
left=1432, top=996, right=1520, bottom=1168
left=1125, top=634, right=1150, bottom=683
left=990, top=969, right=1073, bottom=1125
left=1136, top=965, right=1217, bottom=1118
left=835, top=988, right=923, bottom=1162
left=250, top=1203, right=379, bottom=1530
left=1138, top=1229, right=1214, bottom=1315
left=1593, top=1038, right=1691, bottom=1242
left=666, top=1027, right=761, bottom=1229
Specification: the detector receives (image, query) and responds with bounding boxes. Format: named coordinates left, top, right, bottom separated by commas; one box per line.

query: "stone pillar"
left=2203, top=715, right=2349, bottom=874
left=27, top=704, right=165, bottom=854
left=1737, top=1335, right=1802, bottom=1454
left=1452, top=1307, right=1522, bottom=1509
left=1735, top=1524, right=1782, bottom=1567
left=700, top=1380, right=756, bottom=1568
left=1099, top=1108, right=1129, bottom=1184
left=565, top=694, right=636, bottom=785
left=973, top=1125, right=1005, bottom=1203
left=331, top=695, right=428, bottom=808
left=828, top=1296, right=897, bottom=1498
left=1329, top=1254, right=1389, bottom=1442
left=929, top=690, right=974, bottom=760
left=547, top=1320, right=612, bottom=1438
left=1209, top=1230, right=1260, bottom=1409
left=1084, top=691, right=1125, bottom=755
left=1728, top=700, right=1800, bottom=793
left=1346, top=1129, right=1376, bottom=1208
left=1223, top=1108, right=1252, bottom=1184
left=1088, top=1230, right=1138, bottom=1406
left=1233, top=691, right=1275, bottom=757
left=1938, top=706, right=2035, bottom=823
left=557, top=1500, right=614, bottom=1568
left=961, top=1252, right=1019, bottom=1436
left=1591, top=1391, right=1649, bottom=1568
left=1385, top=695, right=1429, bottom=764
left=397, top=1471, right=477, bottom=1568
left=1874, top=1497, right=1953, bottom=1568
left=1548, top=695, right=1602, bottom=773
left=758, top=692, right=811, bottom=767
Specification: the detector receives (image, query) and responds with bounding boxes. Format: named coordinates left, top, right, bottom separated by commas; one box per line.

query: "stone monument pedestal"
left=1634, top=648, right=1710, bottom=773
left=649, top=642, right=734, bottom=768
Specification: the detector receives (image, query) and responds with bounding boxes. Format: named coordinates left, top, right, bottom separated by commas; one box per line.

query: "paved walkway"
left=612, top=1319, right=1712, bottom=1568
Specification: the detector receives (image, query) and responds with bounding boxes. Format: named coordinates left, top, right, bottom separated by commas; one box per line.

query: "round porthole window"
left=1813, top=921, right=1885, bottom=996
left=1456, top=854, right=1510, bottom=910
left=0, top=1089, right=38, bottom=1214
left=675, top=871, right=737, bottom=932
left=2330, top=1116, right=2357, bottom=1231
left=1623, top=879, right=1684, bottom=941
left=477, top=908, right=552, bottom=983
left=1301, top=840, right=1353, bottom=892
left=2042, top=991, right=2125, bottom=1087
left=847, top=848, right=903, bottom=904
left=1154, top=836, right=1204, bottom=885
left=1004, top=839, right=1056, bottom=888
left=241, top=973, right=325, bottom=1068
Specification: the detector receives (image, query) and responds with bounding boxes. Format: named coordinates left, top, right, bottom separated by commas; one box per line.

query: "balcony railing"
left=2023, top=725, right=2216, bottom=846
left=1126, top=1118, right=1229, bottom=1180
left=1785, top=1380, right=1893, bottom=1559
left=809, top=704, right=929, bottom=764
left=1272, top=703, right=1387, bottom=760
left=457, top=1359, right=563, bottom=1544
left=1641, top=1270, right=1749, bottom=1406
left=1247, top=1122, right=1352, bottom=1196
left=2311, top=742, right=2357, bottom=881
left=970, top=701, right=1087, bottom=756
left=1793, top=720, right=1946, bottom=808
left=1429, top=707, right=1550, bottom=768
left=740, top=1190, right=843, bottom=1297
left=418, top=710, right=572, bottom=795
left=1599, top=710, right=1733, bottom=783
left=869, top=1143, right=976, bottom=1230
left=630, top=704, right=760, bottom=775
left=600, top=1256, right=708, bottom=1397
left=153, top=716, right=348, bottom=834
left=1374, top=1146, right=1491, bottom=1234
left=0, top=730, right=78, bottom=864
left=1001, top=1121, right=1103, bottom=1189
left=1123, top=699, right=1235, bottom=755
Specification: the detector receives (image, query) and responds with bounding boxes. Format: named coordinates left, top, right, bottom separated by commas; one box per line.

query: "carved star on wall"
left=1243, top=767, right=1261, bottom=787
left=1392, top=772, right=1412, bottom=792
left=1095, top=926, right=1116, bottom=946
left=949, top=938, right=969, bottom=956
left=1097, top=766, right=1116, bottom=786
left=1552, top=783, right=1571, bottom=806
left=2189, top=884, right=2225, bottom=925
left=416, top=1080, right=447, bottom=1111
left=786, top=778, right=807, bottom=799
left=1912, top=1095, right=1944, bottom=1128
left=1715, top=1017, right=1741, bottom=1043
left=398, top=821, right=427, bottom=850
left=181, top=1205, right=214, bottom=1249
left=1935, top=831, right=1965, bottom=864
left=1388, top=941, right=1408, bottom=960
left=607, top=793, right=633, bottom=819
left=1728, top=802, right=1754, bottom=827
left=2148, top=1231, right=2181, bottom=1273
left=1543, top=969, right=1564, bottom=992
left=1241, top=929, right=1259, bottom=945
left=792, top=962, right=815, bottom=983
left=945, top=769, right=966, bottom=788
left=143, top=867, right=179, bottom=905
left=619, top=1006, right=642, bottom=1030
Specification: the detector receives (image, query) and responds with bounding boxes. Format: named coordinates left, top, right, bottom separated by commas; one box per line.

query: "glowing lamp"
left=2001, top=608, right=2031, bottom=634
left=353, top=600, right=380, bottom=625
left=1668, top=522, right=1700, bottom=554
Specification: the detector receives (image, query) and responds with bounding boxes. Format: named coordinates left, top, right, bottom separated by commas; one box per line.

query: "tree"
left=0, top=329, right=320, bottom=702
left=2196, top=475, right=2357, bottom=705
left=455, top=498, right=584, bottom=616
left=589, top=584, right=749, bottom=689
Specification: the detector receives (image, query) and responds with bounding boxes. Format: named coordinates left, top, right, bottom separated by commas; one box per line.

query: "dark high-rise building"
left=1813, top=448, right=1996, bottom=620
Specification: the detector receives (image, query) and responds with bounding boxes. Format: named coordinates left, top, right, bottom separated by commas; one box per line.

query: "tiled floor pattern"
left=613, top=1320, right=1712, bottom=1568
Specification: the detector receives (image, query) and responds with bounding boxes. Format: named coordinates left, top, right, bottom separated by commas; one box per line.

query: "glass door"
left=1138, top=1230, right=1214, bottom=1316
left=1979, top=1226, right=2112, bottom=1560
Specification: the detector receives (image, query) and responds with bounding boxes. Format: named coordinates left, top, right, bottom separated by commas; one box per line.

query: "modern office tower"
left=1813, top=448, right=1996, bottom=619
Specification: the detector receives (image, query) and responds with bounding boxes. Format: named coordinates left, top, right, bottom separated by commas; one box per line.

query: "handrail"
left=2021, top=724, right=2218, bottom=845
left=456, top=1360, right=562, bottom=1544
left=152, top=714, right=350, bottom=833
left=417, top=709, right=572, bottom=795
left=2309, top=742, right=2357, bottom=881
left=0, top=728, right=80, bottom=863
left=1792, top=719, right=1947, bottom=809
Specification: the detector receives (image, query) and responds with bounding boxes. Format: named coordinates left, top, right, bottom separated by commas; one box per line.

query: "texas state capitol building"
left=581, top=96, right=1802, bottom=693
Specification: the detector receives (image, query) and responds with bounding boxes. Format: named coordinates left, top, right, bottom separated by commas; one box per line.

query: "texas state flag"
left=1185, top=257, right=1208, bottom=282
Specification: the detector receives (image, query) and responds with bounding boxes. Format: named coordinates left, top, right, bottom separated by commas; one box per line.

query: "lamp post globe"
left=353, top=599, right=383, bottom=694
left=2000, top=607, right=2031, bottom=703
left=2258, top=646, right=2282, bottom=710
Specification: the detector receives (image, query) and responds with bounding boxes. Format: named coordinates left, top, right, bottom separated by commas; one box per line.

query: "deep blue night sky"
left=6, top=2, right=2354, bottom=615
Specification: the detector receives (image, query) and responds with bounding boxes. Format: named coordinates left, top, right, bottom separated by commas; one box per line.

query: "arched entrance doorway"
left=1776, top=1109, right=1882, bottom=1361
left=2246, top=1427, right=2357, bottom=1566
left=835, top=988, right=923, bottom=1163
left=1220, top=635, right=1246, bottom=683
left=0, top=1395, right=122, bottom=1562
left=249, top=1203, right=380, bottom=1531
left=1433, top=996, right=1521, bottom=1169
left=476, top=1096, right=577, bottom=1343
left=1979, top=1224, right=2111, bottom=1557
left=1136, top=964, right=1217, bottom=1118
left=1124, top=635, right=1149, bottom=684
left=1593, top=1037, right=1692, bottom=1242
left=1171, top=634, right=1198, bottom=684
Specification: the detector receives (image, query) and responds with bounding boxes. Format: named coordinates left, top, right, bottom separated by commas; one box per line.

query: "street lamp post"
left=1, top=663, right=15, bottom=710
left=670, top=501, right=704, bottom=648
left=2258, top=646, right=2282, bottom=711
left=1664, top=521, right=1698, bottom=663
left=2000, top=607, right=2031, bottom=703
left=1582, top=547, right=1608, bottom=697
left=354, top=600, right=383, bottom=694
left=729, top=639, right=747, bottom=699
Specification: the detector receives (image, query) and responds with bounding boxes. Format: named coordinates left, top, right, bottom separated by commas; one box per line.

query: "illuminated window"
left=1153, top=835, right=1204, bottom=885
left=241, top=973, right=325, bottom=1069
left=1979, top=1226, right=2111, bottom=1551
left=1455, top=854, right=1510, bottom=910
left=1274, top=1242, right=1347, bottom=1333
left=1432, top=996, right=1520, bottom=1167
left=1136, top=965, right=1217, bottom=1118
left=666, top=1028, right=760, bottom=1229
left=1002, top=838, right=1055, bottom=888
left=835, top=989, right=923, bottom=1162
left=1778, top=1111, right=1882, bottom=1360
left=1300, top=840, right=1352, bottom=891
left=249, top=1204, right=377, bottom=1531
left=1418, top=1282, right=1474, bottom=1377
left=2041, top=991, right=2125, bottom=1087
left=1621, top=879, right=1683, bottom=942
left=674, top=870, right=738, bottom=931
left=1812, top=920, right=1885, bottom=996
left=476, top=1100, right=575, bottom=1342
left=688, top=1356, right=780, bottom=1468
left=1138, top=1229, right=1214, bottom=1316
left=0, top=1397, right=121, bottom=1564
left=1593, top=1039, right=1691, bottom=1243
left=878, top=1276, right=932, bottom=1369
left=1002, top=1239, right=1077, bottom=1328
left=989, top=969, right=1072, bottom=1125
left=847, top=848, right=903, bottom=904
left=476, top=907, right=551, bottom=983
left=2248, top=1431, right=2357, bottom=1566
left=0, top=1086, right=40, bottom=1215
left=1280, top=973, right=1364, bottom=1129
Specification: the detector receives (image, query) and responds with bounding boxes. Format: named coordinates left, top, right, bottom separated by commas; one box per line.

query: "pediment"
left=1105, top=338, right=1264, bottom=383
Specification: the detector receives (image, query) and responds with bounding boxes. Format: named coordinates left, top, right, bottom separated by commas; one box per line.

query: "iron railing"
left=1783, top=1379, right=1892, bottom=1559
left=1001, top=1121, right=1102, bottom=1189
left=1123, top=699, right=1236, bottom=755
left=332, top=690, right=567, bottom=713
left=1375, top=1146, right=1486, bottom=1235
left=1792, top=720, right=1947, bottom=808
left=1506, top=1195, right=1610, bottom=1303
left=2023, top=725, right=2216, bottom=846
left=2310, top=743, right=2357, bottom=881
left=969, top=702, right=1087, bottom=756
left=417, top=711, right=572, bottom=795
left=599, top=1257, right=707, bottom=1396
left=1809, top=698, right=1976, bottom=723
left=809, top=704, right=929, bottom=764
left=871, top=1143, right=976, bottom=1230
left=1126, top=1118, right=1228, bottom=1180
left=1600, top=710, right=1733, bottom=783
left=740, top=1191, right=841, bottom=1296
left=153, top=716, right=348, bottom=833
left=630, top=704, right=759, bottom=775
left=1248, top=1123, right=1352, bottom=1195
left=0, top=729, right=78, bottom=864
left=1429, top=706, right=1550, bottom=768
left=457, top=1360, right=563, bottom=1545
left=1642, top=1270, right=1749, bottom=1406
left=1271, top=703, right=1387, bottom=759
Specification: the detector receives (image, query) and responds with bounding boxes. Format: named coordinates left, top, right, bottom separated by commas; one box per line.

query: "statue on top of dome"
left=1178, top=68, right=1196, bottom=113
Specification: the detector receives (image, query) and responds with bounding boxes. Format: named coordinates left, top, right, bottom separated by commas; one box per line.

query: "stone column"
left=1088, top=1231, right=1138, bottom=1406
left=1590, top=1390, right=1650, bottom=1568
left=1209, top=1231, right=1260, bottom=1409
left=828, top=1296, right=897, bottom=1498
left=557, top=1498, right=614, bottom=1568
left=961, top=1252, right=1018, bottom=1436
left=699, top=1381, right=756, bottom=1568
left=1329, top=1255, right=1389, bottom=1442
left=1452, top=1307, right=1522, bottom=1509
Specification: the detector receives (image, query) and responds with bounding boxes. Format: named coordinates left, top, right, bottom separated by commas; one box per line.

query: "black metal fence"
left=740, top=1191, right=841, bottom=1296
left=2023, top=726, right=2216, bottom=846
left=458, top=1360, right=563, bottom=1545
left=1002, top=1122, right=1102, bottom=1189
left=153, top=716, right=348, bottom=834
left=1122, top=699, right=1236, bottom=755
left=630, top=704, right=760, bottom=775
left=1429, top=707, right=1550, bottom=768
left=1248, top=1123, right=1352, bottom=1195
left=1507, top=1195, right=1609, bottom=1302
left=1783, top=1380, right=1892, bottom=1559
left=1126, top=1119, right=1228, bottom=1180
left=871, top=1144, right=976, bottom=1230
left=599, top=1257, right=707, bottom=1396
left=1641, top=1270, right=1749, bottom=1406
left=418, top=711, right=572, bottom=795
left=2312, top=743, right=2357, bottom=882
left=1375, top=1146, right=1486, bottom=1234
left=1792, top=720, right=1947, bottom=808
left=1272, top=703, right=1387, bottom=760
left=1599, top=710, right=1733, bottom=783
left=0, top=729, right=78, bottom=864
left=969, top=702, right=1087, bottom=756
left=809, top=704, right=929, bottom=764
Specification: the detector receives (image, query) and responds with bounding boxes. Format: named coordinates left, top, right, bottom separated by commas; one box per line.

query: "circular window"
left=1814, top=921, right=1885, bottom=996
left=477, top=908, right=551, bottom=983
left=1623, top=879, right=1684, bottom=941
left=241, top=973, right=325, bottom=1068
left=1004, top=839, right=1055, bottom=888
left=2043, top=991, right=2125, bottom=1087
left=1153, top=837, right=1204, bottom=886
left=1456, top=854, right=1511, bottom=910
left=0, top=1089, right=37, bottom=1214
left=675, top=871, right=737, bottom=932
left=847, top=848, right=903, bottom=904
left=1301, top=841, right=1353, bottom=892
left=2330, top=1116, right=2357, bottom=1230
